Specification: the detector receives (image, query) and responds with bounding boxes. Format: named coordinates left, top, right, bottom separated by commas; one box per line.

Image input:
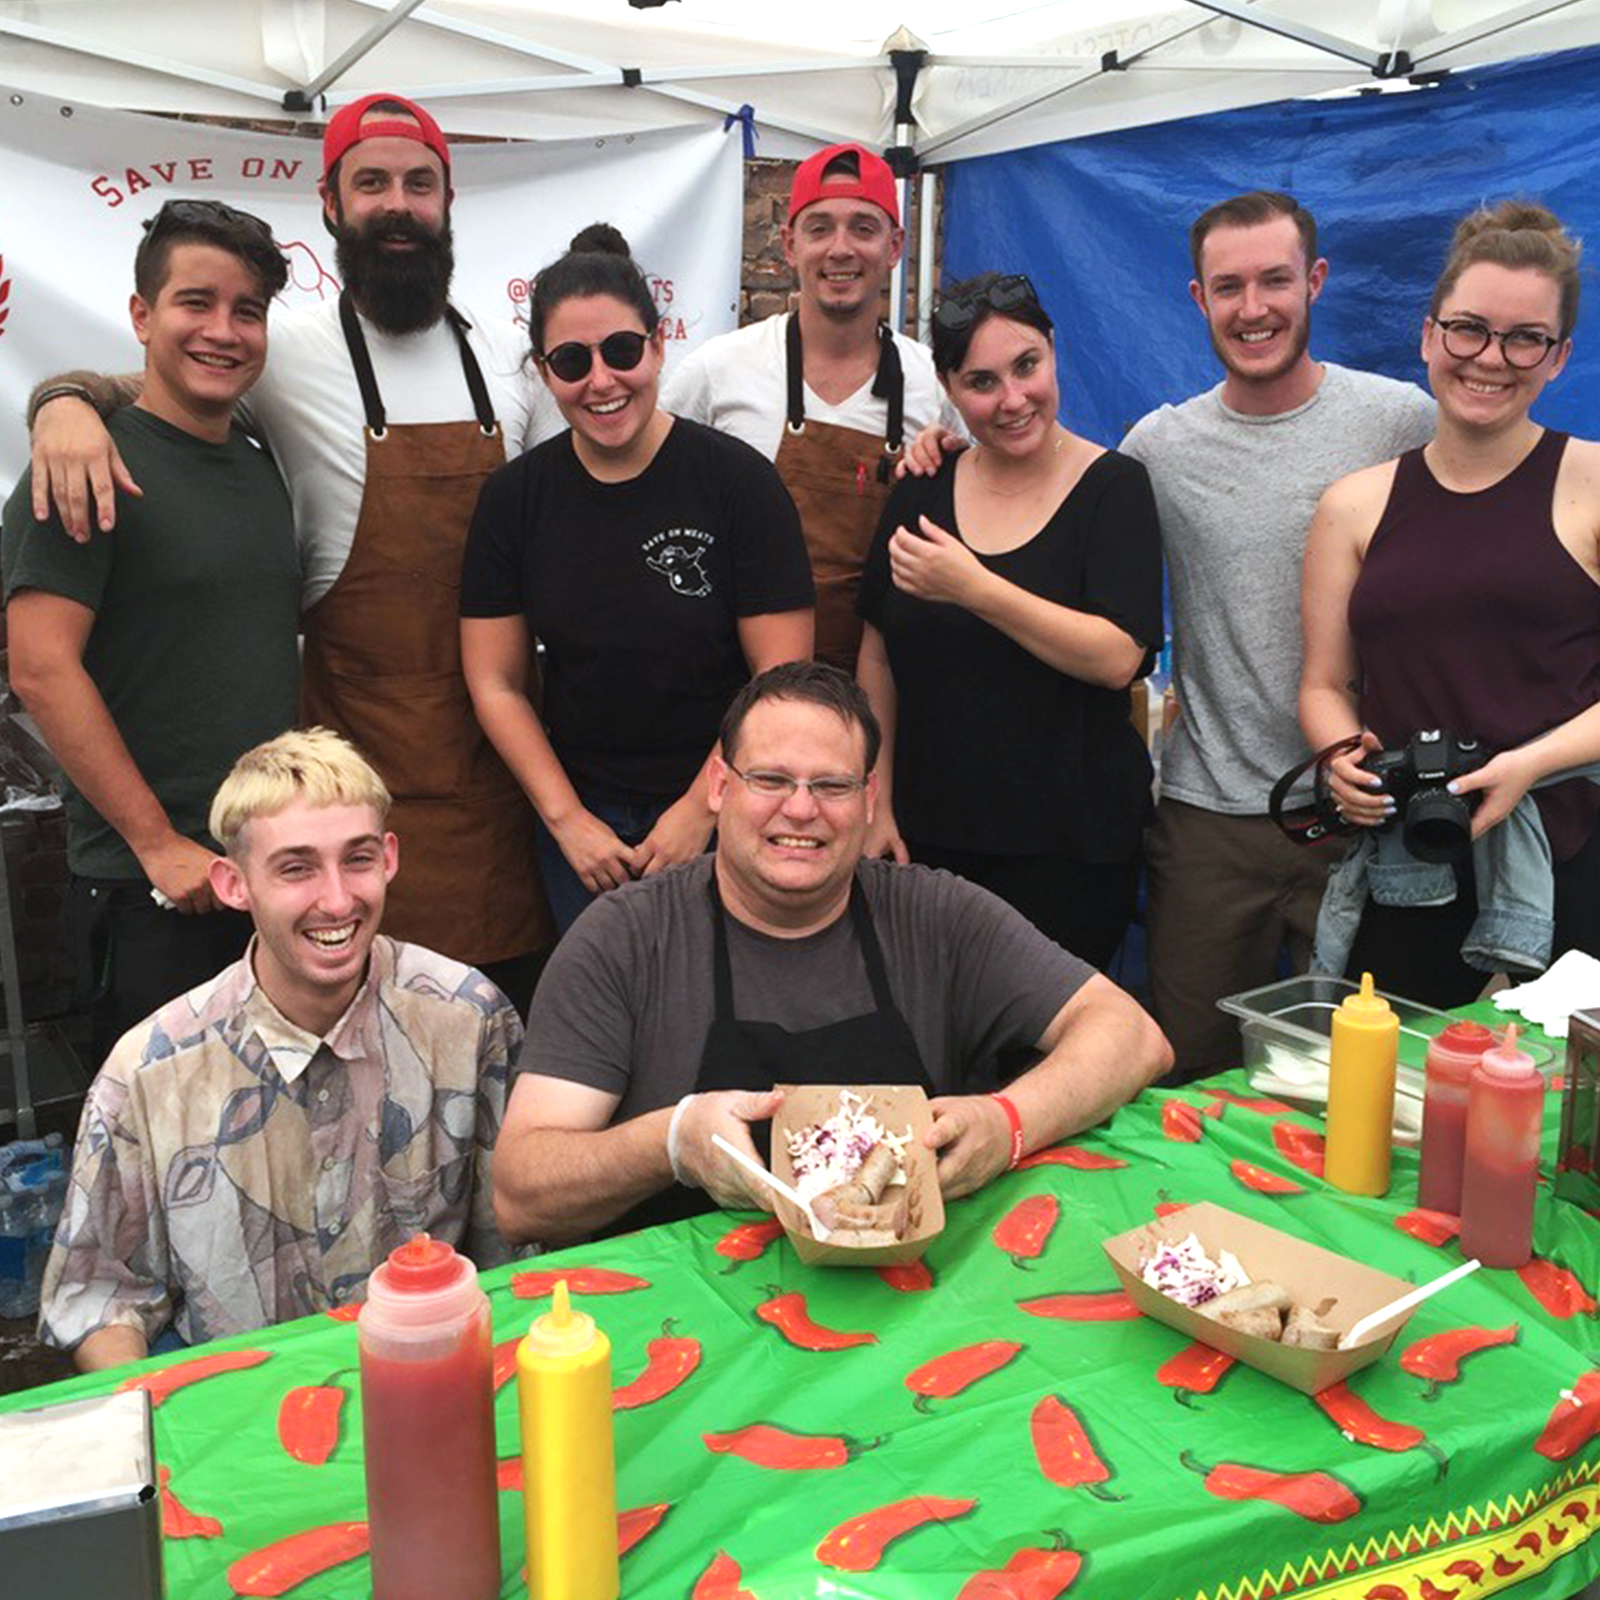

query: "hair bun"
left=568, top=221, right=632, bottom=258
left=1453, top=200, right=1567, bottom=249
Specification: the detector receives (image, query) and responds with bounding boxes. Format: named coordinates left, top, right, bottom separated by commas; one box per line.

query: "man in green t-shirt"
left=2, top=200, right=301, bottom=1061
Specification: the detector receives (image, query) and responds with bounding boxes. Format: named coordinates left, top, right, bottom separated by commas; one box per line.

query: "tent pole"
left=294, top=0, right=429, bottom=106
left=917, top=168, right=938, bottom=343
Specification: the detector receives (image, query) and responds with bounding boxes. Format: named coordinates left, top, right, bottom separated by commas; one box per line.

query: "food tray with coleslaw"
left=769, top=1084, right=944, bottom=1266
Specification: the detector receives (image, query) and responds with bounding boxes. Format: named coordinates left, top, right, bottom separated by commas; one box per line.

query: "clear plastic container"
left=0, top=1194, right=29, bottom=1319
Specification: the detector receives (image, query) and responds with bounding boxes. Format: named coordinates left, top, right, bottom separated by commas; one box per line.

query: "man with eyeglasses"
left=24, top=94, right=561, bottom=1017
left=2, top=201, right=299, bottom=1061
left=1118, top=190, right=1436, bottom=1081
left=492, top=661, right=1170, bottom=1245
left=663, top=144, right=961, bottom=670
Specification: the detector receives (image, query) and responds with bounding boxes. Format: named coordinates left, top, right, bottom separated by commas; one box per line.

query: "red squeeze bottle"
left=1459, top=1025, right=1545, bottom=1270
left=359, top=1234, right=501, bottom=1600
left=1417, top=1021, right=1495, bottom=1213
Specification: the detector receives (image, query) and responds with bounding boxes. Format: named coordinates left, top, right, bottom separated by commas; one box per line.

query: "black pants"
left=71, top=879, right=253, bottom=1067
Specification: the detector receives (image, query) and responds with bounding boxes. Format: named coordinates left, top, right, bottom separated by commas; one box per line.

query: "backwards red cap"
left=322, top=93, right=450, bottom=182
left=787, top=142, right=899, bottom=227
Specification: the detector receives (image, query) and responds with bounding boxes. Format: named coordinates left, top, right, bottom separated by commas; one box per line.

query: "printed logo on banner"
left=505, top=274, right=695, bottom=343
left=0, top=254, right=9, bottom=341
left=283, top=241, right=340, bottom=302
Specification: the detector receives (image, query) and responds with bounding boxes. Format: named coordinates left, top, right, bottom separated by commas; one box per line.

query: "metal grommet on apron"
left=773, top=313, right=905, bottom=672
left=299, top=293, right=550, bottom=966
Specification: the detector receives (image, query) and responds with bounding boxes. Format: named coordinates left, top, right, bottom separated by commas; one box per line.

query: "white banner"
left=0, top=86, right=745, bottom=496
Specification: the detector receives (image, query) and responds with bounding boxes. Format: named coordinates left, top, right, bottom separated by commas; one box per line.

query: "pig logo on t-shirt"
left=644, top=531, right=713, bottom=598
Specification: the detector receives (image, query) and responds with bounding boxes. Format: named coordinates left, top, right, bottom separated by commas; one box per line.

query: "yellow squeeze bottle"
left=1324, top=971, right=1400, bottom=1196
left=516, top=1280, right=619, bottom=1600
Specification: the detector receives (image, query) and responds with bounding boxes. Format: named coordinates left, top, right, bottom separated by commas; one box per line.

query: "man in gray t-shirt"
left=494, top=663, right=1171, bottom=1245
left=1120, top=191, right=1435, bottom=1082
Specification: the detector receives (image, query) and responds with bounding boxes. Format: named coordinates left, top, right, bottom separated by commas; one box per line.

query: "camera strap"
left=1268, top=734, right=1365, bottom=846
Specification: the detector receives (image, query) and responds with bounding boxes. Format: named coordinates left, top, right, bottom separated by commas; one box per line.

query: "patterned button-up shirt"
left=41, top=937, right=523, bottom=1352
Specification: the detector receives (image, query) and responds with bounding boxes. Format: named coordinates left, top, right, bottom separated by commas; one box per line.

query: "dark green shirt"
left=2, top=408, right=300, bottom=879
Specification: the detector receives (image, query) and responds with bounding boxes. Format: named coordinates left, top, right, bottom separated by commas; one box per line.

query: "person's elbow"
left=1129, top=999, right=1175, bottom=1087
left=7, top=638, right=63, bottom=714
left=1084, top=629, right=1149, bottom=692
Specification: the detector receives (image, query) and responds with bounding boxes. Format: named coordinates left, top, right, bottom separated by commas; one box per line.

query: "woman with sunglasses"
left=1301, top=201, right=1600, bottom=1003
left=461, top=226, right=815, bottom=934
left=856, top=273, right=1163, bottom=968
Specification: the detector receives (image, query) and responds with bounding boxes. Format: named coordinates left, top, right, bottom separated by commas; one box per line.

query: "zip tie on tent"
left=723, top=103, right=758, bottom=159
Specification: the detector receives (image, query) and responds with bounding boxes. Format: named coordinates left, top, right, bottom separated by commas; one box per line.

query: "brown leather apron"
left=773, top=315, right=905, bottom=671
left=299, top=294, right=549, bottom=965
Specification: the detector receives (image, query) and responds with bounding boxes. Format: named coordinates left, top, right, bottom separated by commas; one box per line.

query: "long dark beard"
left=336, top=213, right=454, bottom=335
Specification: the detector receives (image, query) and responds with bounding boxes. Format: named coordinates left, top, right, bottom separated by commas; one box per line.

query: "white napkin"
left=1493, top=948, right=1600, bottom=1039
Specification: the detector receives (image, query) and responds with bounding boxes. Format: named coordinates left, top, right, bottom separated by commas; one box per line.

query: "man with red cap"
left=664, top=143, right=959, bottom=671
left=26, top=94, right=560, bottom=1014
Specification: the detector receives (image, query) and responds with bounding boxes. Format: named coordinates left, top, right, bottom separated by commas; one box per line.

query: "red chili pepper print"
left=1202, top=1088, right=1294, bottom=1115
left=1444, top=1559, right=1484, bottom=1583
left=159, top=1466, right=222, bottom=1539
left=1180, top=1451, right=1361, bottom=1523
left=492, top=1336, right=521, bottom=1393
left=117, top=1347, right=271, bottom=1407
left=714, top=1218, right=785, bottom=1271
left=692, top=1551, right=756, bottom=1600
left=1031, top=1395, right=1125, bottom=1500
left=1156, top=1341, right=1236, bottom=1407
left=957, top=1531, right=1083, bottom=1599
left=1229, top=1159, right=1304, bottom=1195
left=322, top=1304, right=362, bottom=1322
left=1271, top=1121, right=1327, bottom=1177
left=1416, top=1583, right=1459, bottom=1600
left=906, top=1339, right=1024, bottom=1412
left=1312, top=1382, right=1448, bottom=1477
left=755, top=1289, right=876, bottom=1351
left=1162, top=1100, right=1204, bottom=1143
left=1519, top=1258, right=1598, bottom=1318
left=702, top=1422, right=884, bottom=1470
left=1364, top=1587, right=1407, bottom=1600
left=816, top=1496, right=978, bottom=1572
left=511, top=1267, right=651, bottom=1298
left=227, top=1522, right=370, bottom=1596
left=277, top=1375, right=348, bottom=1466
left=1492, top=1553, right=1524, bottom=1577
left=877, top=1259, right=934, bottom=1292
left=993, top=1195, right=1060, bottom=1268
left=1017, top=1145, right=1128, bottom=1171
left=1395, top=1208, right=1460, bottom=1245
left=1018, top=1290, right=1140, bottom=1321
left=496, top=1455, right=523, bottom=1492
left=1400, top=1324, right=1518, bottom=1400
left=1535, top=1370, right=1600, bottom=1460
left=617, top=1503, right=671, bottom=1556
left=613, top=1320, right=701, bottom=1411
left=1153, top=1196, right=1190, bottom=1217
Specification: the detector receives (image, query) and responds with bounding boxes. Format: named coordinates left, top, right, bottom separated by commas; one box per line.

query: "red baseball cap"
left=322, top=93, right=450, bottom=182
left=787, top=143, right=899, bottom=227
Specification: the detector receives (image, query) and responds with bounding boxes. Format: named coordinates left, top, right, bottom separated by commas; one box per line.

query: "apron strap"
left=338, top=294, right=500, bottom=438
left=871, top=324, right=905, bottom=454
left=784, top=313, right=806, bottom=435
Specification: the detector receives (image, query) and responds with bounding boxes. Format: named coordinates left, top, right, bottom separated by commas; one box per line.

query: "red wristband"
left=990, top=1092, right=1025, bottom=1170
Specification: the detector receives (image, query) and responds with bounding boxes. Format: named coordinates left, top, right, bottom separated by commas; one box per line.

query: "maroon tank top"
left=1349, top=430, right=1600, bottom=860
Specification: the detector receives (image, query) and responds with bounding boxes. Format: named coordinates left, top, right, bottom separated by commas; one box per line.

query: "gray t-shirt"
left=1121, top=363, right=1436, bottom=814
left=519, top=856, right=1094, bottom=1123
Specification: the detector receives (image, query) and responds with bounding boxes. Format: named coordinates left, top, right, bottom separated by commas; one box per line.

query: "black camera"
left=1362, top=729, right=1488, bottom=864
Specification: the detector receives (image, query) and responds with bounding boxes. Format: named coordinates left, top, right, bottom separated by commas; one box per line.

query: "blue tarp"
left=941, top=44, right=1600, bottom=447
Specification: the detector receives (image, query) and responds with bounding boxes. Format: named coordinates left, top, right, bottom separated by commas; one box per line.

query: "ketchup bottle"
left=1460, top=1024, right=1544, bottom=1270
left=359, top=1234, right=501, bottom=1600
left=1417, top=1020, right=1495, bottom=1213
left=1325, top=972, right=1399, bottom=1196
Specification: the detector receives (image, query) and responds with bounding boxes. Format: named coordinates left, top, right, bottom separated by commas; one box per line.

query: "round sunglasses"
left=539, top=330, right=650, bottom=384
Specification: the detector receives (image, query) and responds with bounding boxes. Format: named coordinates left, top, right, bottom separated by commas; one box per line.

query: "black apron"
left=608, top=874, right=933, bottom=1235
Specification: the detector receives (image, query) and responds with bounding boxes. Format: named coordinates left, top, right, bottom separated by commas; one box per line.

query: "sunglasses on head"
left=143, top=198, right=276, bottom=242
left=931, top=274, right=1040, bottom=334
left=539, top=330, right=649, bottom=384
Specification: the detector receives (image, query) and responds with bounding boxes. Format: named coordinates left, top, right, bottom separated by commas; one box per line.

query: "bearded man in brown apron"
left=662, top=144, right=962, bottom=672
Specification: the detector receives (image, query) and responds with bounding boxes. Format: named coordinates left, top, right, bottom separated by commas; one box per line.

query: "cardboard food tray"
left=1103, top=1203, right=1419, bottom=1395
left=769, top=1084, right=945, bottom=1267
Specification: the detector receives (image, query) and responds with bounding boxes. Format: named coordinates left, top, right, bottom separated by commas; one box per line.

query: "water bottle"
left=0, top=1194, right=29, bottom=1319
left=24, top=1172, right=66, bottom=1310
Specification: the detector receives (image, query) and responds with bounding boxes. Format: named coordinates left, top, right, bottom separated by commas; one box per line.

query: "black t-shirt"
left=858, top=451, right=1162, bottom=861
left=461, top=417, right=814, bottom=800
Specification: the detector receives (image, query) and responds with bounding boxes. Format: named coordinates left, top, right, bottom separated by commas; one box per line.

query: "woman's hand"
left=1451, top=747, right=1540, bottom=839
left=550, top=809, right=640, bottom=894
left=1324, top=731, right=1391, bottom=827
left=863, top=803, right=909, bottom=865
left=634, top=792, right=714, bottom=878
left=897, top=424, right=967, bottom=480
left=888, top=516, right=988, bottom=608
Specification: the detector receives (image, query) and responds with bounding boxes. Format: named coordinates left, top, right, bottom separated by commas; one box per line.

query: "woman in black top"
left=461, top=227, right=814, bottom=934
left=856, top=274, right=1162, bottom=968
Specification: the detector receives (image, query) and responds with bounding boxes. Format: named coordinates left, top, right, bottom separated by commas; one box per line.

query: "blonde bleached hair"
left=1430, top=200, right=1583, bottom=339
left=210, top=728, right=391, bottom=856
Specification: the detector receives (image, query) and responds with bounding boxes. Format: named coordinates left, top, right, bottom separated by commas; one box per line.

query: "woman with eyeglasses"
left=1301, top=201, right=1600, bottom=1004
left=855, top=273, right=1163, bottom=968
left=461, top=225, right=815, bottom=934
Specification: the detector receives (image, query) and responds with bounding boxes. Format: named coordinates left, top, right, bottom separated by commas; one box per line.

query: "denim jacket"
left=1312, top=761, right=1600, bottom=978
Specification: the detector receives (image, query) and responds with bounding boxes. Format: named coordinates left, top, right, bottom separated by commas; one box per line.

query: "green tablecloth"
left=6, top=1051, right=1599, bottom=1600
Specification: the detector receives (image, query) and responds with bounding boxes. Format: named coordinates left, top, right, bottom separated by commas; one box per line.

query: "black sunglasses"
left=539, top=331, right=650, bottom=384
left=931, top=274, right=1040, bottom=334
left=143, top=199, right=276, bottom=242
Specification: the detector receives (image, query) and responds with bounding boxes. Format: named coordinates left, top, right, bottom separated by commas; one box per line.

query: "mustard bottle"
left=1324, top=972, right=1399, bottom=1196
left=516, top=1280, right=619, bottom=1600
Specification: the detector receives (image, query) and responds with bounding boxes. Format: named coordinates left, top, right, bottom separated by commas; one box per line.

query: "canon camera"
left=1363, top=729, right=1488, bottom=865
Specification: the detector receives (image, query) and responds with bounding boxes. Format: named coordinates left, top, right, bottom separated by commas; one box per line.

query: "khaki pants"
left=1145, top=798, right=1344, bottom=1083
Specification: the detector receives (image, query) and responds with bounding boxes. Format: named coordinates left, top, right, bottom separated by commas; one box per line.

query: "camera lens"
left=1403, top=786, right=1474, bottom=864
